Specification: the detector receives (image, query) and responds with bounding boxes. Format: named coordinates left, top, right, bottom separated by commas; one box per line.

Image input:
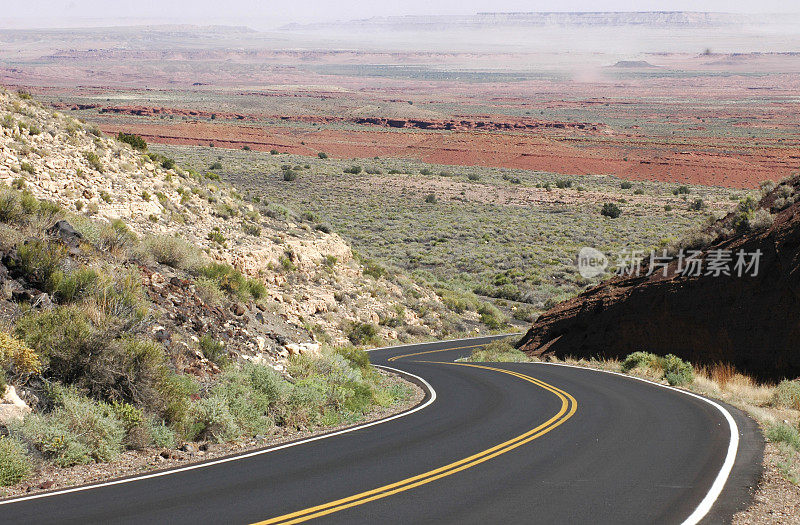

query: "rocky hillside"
left=0, top=87, right=457, bottom=356
left=518, top=177, right=800, bottom=382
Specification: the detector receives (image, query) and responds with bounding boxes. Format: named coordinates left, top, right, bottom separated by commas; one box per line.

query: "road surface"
left=0, top=335, right=763, bottom=524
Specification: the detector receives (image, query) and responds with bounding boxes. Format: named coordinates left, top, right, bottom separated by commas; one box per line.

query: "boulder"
left=0, top=386, right=32, bottom=425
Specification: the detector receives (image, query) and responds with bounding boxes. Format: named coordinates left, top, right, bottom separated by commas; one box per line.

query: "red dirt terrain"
left=96, top=118, right=797, bottom=188
left=517, top=177, right=800, bottom=381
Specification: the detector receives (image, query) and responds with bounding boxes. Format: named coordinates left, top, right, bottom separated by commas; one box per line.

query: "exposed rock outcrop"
left=0, top=87, right=446, bottom=350
left=518, top=177, right=800, bottom=382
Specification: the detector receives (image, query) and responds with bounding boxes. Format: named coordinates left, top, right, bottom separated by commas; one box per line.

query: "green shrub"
left=0, top=190, right=24, bottom=222
left=16, top=309, right=175, bottom=416
left=343, top=166, right=362, bottom=175
left=17, top=387, right=125, bottom=466
left=621, top=352, right=693, bottom=386
left=16, top=239, right=66, bottom=288
left=512, top=305, right=538, bottom=322
left=773, top=380, right=800, bottom=410
left=621, top=351, right=659, bottom=372
left=199, top=334, right=227, bottom=365
left=362, top=259, right=387, bottom=279
left=334, top=346, right=371, bottom=373
left=149, top=421, right=177, bottom=449
left=0, top=436, right=31, bottom=486
left=346, top=322, right=380, bottom=346
left=439, top=289, right=479, bottom=313
left=688, top=198, right=705, bottom=211
left=190, top=363, right=288, bottom=442
left=424, top=194, right=437, bottom=204
left=83, top=151, right=103, bottom=172
left=116, top=132, right=147, bottom=151
left=199, top=262, right=264, bottom=301
left=465, top=338, right=527, bottom=362
left=620, top=181, right=633, bottom=189
left=601, top=202, right=621, bottom=218
left=556, top=179, right=572, bottom=189
left=673, top=185, right=691, bottom=195
left=467, top=173, right=480, bottom=181
left=50, top=267, right=101, bottom=303
left=766, top=423, right=800, bottom=452
left=207, top=230, right=227, bottom=247
left=477, top=302, right=508, bottom=330
left=282, top=170, right=298, bottom=181
left=661, top=354, right=693, bottom=386
left=137, top=234, right=204, bottom=271
left=317, top=152, right=328, bottom=159
left=209, top=161, right=223, bottom=170
left=20, top=162, right=35, bottom=175
left=161, top=158, right=176, bottom=170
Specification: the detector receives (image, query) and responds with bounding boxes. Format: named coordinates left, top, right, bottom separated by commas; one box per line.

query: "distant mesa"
left=611, top=60, right=657, bottom=68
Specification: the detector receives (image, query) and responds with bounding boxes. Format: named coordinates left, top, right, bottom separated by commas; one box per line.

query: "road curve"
left=0, top=335, right=763, bottom=524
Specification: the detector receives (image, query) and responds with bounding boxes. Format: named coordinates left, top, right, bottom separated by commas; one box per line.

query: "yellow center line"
left=386, top=344, right=484, bottom=362
left=252, top=361, right=578, bottom=525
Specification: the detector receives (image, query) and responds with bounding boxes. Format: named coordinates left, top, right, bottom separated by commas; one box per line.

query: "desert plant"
left=317, top=152, right=328, bottom=159
left=243, top=223, right=261, bottom=236
left=766, top=423, right=800, bottom=452
left=688, top=198, right=705, bottom=211
left=199, top=262, right=265, bottom=301
left=346, top=322, right=380, bottom=346
left=136, top=235, right=204, bottom=271
left=661, top=354, right=694, bottom=386
left=17, top=386, right=125, bottom=466
left=673, top=185, right=691, bottom=195
left=199, top=334, right=228, bottom=366
left=773, top=380, right=800, bottom=410
left=207, top=230, right=227, bottom=247
left=477, top=302, right=508, bottom=329
left=83, top=151, right=104, bottom=172
left=0, top=436, right=31, bottom=486
left=0, top=331, right=41, bottom=377
left=16, top=239, right=66, bottom=288
left=601, top=203, right=621, bottom=218
left=116, top=132, right=147, bottom=151
left=465, top=338, right=528, bottom=362
left=621, top=351, right=659, bottom=372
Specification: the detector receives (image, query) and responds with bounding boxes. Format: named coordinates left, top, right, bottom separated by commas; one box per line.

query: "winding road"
left=1, top=335, right=763, bottom=524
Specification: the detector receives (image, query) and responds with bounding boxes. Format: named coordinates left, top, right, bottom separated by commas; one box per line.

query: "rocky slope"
left=518, top=177, right=800, bottom=382
left=0, top=87, right=452, bottom=360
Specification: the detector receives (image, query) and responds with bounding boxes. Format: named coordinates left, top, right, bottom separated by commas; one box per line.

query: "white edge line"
left=529, top=361, right=739, bottom=525
left=0, top=365, right=437, bottom=506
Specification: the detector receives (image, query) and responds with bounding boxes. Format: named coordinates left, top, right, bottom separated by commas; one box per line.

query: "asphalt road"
left=0, top=335, right=763, bottom=524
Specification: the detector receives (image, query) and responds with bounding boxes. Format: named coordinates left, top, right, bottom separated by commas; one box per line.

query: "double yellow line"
left=386, top=343, right=483, bottom=362
left=253, top=361, right=577, bottom=525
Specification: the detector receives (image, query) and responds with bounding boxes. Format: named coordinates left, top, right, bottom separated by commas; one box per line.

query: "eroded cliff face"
left=518, top=177, right=800, bottom=382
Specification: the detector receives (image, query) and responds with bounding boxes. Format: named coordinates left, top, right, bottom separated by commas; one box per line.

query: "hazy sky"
left=5, top=0, right=800, bottom=29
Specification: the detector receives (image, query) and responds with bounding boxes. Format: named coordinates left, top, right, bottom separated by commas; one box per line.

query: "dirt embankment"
left=517, top=177, right=800, bottom=382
